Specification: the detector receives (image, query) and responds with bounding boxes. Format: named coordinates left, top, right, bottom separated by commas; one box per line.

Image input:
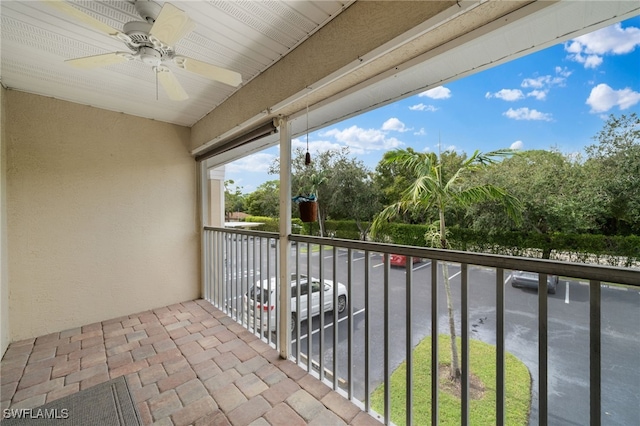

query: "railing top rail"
left=288, top=235, right=640, bottom=287
left=204, top=226, right=278, bottom=238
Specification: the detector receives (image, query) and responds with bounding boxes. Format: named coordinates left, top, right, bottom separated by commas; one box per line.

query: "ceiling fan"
left=45, top=0, right=242, bottom=101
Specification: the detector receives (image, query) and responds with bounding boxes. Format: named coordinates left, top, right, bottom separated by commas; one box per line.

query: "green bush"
left=324, top=220, right=365, bottom=240
left=244, top=216, right=307, bottom=234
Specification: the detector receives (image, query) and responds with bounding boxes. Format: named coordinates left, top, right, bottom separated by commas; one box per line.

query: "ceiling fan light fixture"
left=139, top=47, right=162, bottom=66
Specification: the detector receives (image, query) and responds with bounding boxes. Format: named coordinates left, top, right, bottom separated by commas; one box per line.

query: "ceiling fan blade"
left=44, top=0, right=120, bottom=36
left=173, top=56, right=242, bottom=87
left=149, top=3, right=195, bottom=47
left=66, top=52, right=129, bottom=69
left=156, top=67, right=189, bottom=101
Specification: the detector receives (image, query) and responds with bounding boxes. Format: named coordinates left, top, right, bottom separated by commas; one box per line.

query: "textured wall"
left=6, top=91, right=199, bottom=342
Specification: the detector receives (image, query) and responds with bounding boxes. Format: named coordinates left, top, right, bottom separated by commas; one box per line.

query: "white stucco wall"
left=5, top=91, right=199, bottom=342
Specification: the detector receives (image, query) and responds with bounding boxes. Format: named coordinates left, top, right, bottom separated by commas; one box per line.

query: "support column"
left=208, top=167, right=225, bottom=227
left=278, top=117, right=292, bottom=358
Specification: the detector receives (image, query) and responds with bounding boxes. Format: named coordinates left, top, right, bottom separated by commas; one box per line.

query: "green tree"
left=468, top=150, right=598, bottom=257
left=245, top=180, right=280, bottom=217
left=324, top=155, right=382, bottom=239
left=224, top=180, right=245, bottom=219
left=371, top=149, right=522, bottom=381
left=585, top=113, right=640, bottom=234
left=272, top=147, right=380, bottom=236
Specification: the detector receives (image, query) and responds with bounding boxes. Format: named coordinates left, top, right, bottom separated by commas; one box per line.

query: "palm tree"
left=372, top=148, right=522, bottom=380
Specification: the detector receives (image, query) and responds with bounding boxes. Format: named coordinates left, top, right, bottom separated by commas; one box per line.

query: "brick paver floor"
left=0, top=300, right=381, bottom=425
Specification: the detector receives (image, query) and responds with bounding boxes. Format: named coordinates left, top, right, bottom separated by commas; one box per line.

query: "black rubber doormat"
left=2, top=376, right=142, bottom=425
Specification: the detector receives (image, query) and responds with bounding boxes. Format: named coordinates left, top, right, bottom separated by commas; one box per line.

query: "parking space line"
left=413, top=261, right=431, bottom=271
left=293, top=308, right=366, bottom=343
left=448, top=270, right=462, bottom=280
left=565, top=281, right=570, bottom=304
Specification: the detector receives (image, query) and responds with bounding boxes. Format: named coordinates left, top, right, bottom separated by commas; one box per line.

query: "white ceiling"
left=0, top=0, right=352, bottom=126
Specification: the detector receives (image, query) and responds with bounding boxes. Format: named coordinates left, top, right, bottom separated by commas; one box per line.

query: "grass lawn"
left=371, top=335, right=531, bottom=425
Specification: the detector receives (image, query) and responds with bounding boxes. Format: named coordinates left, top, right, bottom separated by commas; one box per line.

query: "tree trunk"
left=318, top=205, right=326, bottom=237
left=443, top=262, right=461, bottom=380
left=440, top=210, right=461, bottom=380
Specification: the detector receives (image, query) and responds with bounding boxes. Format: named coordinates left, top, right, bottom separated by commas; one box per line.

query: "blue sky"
left=226, top=17, right=640, bottom=194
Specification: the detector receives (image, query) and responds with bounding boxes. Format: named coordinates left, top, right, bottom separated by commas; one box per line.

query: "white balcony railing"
left=203, top=226, right=640, bottom=426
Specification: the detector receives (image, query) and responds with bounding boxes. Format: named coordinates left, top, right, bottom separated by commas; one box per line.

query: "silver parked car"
left=244, top=273, right=347, bottom=332
left=511, top=271, right=558, bottom=294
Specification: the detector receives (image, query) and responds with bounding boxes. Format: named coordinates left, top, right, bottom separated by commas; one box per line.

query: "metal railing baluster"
left=496, top=268, right=505, bottom=426
left=590, top=280, right=601, bottom=426
left=539, top=273, right=549, bottom=424
left=319, top=243, right=325, bottom=381
left=295, top=244, right=301, bottom=363
left=307, top=241, right=312, bottom=373
left=347, top=247, right=354, bottom=400
left=431, top=259, right=438, bottom=425
left=267, top=239, right=272, bottom=345
left=274, top=238, right=280, bottom=351
left=364, top=250, right=371, bottom=412
left=235, top=234, right=240, bottom=321
left=405, top=259, right=413, bottom=426
left=333, top=246, right=338, bottom=390
left=384, top=254, right=390, bottom=425
left=461, top=263, right=469, bottom=426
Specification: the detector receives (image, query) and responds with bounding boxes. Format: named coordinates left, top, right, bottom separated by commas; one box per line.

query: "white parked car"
left=244, top=273, right=347, bottom=332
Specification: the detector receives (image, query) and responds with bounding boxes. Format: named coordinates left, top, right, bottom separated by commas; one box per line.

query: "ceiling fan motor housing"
left=122, top=21, right=174, bottom=60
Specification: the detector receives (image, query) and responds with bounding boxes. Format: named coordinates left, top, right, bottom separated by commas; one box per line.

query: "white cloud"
left=586, top=83, right=640, bottom=113
left=409, top=103, right=438, bottom=112
left=527, top=90, right=547, bottom=100
left=291, top=137, right=343, bottom=155
left=555, top=66, right=572, bottom=78
left=414, top=128, right=427, bottom=136
left=382, top=117, right=411, bottom=132
left=487, top=68, right=569, bottom=103
left=436, top=144, right=457, bottom=152
left=521, top=76, right=546, bottom=89
left=565, top=23, right=640, bottom=68
left=503, top=107, right=553, bottom=121
left=418, top=86, right=451, bottom=99
left=322, top=125, right=403, bottom=154
left=226, top=152, right=277, bottom=173
left=485, top=89, right=524, bottom=101
left=510, top=140, right=524, bottom=150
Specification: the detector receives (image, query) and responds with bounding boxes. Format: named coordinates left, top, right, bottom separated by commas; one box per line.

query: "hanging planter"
left=296, top=90, right=326, bottom=226
left=293, top=170, right=326, bottom=224
left=294, top=196, right=318, bottom=223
